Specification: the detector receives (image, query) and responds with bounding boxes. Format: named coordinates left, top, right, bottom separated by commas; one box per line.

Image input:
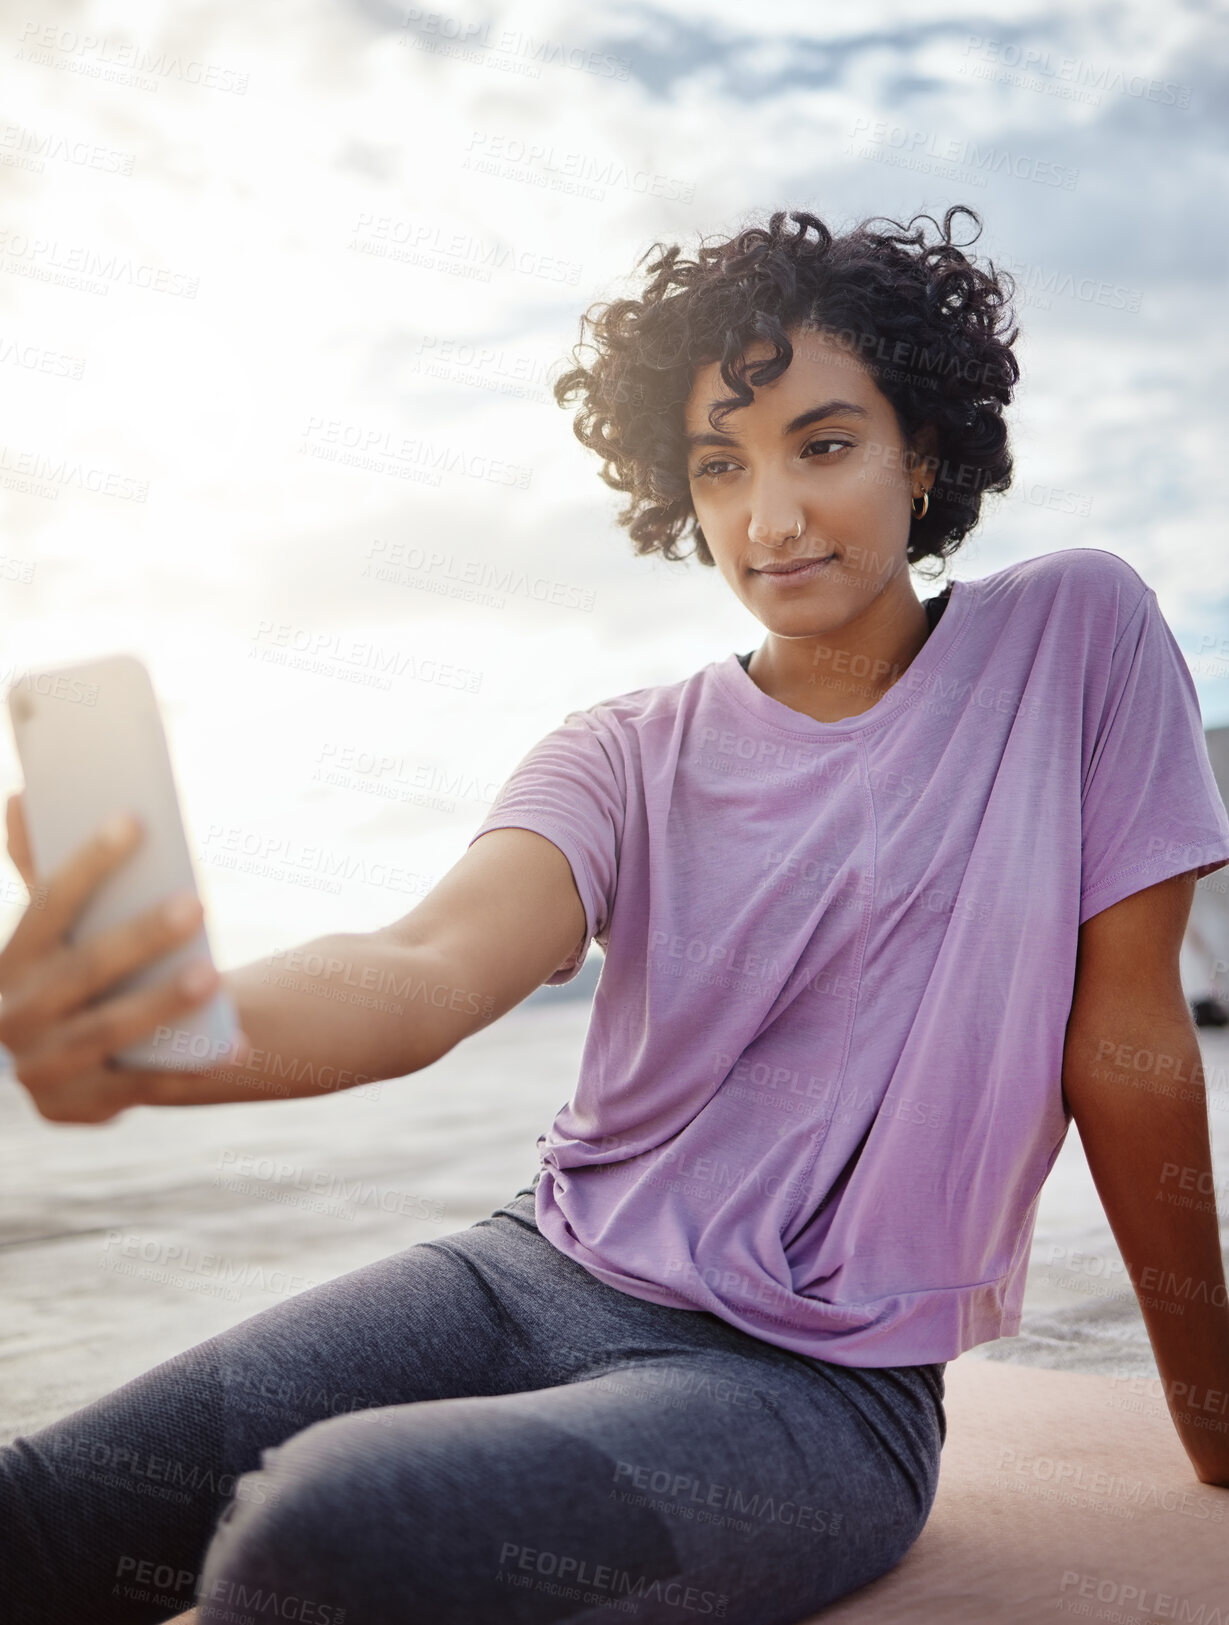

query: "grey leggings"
left=0, top=1178, right=946, bottom=1624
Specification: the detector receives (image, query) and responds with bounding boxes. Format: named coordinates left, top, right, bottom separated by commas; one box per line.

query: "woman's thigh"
left=0, top=1187, right=573, bottom=1625
left=195, top=1340, right=944, bottom=1625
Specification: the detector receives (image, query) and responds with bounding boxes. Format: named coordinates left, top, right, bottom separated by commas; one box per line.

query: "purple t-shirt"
left=467, top=548, right=1229, bottom=1366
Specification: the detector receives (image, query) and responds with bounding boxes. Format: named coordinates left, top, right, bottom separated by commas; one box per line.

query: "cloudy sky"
left=0, top=0, right=1225, bottom=971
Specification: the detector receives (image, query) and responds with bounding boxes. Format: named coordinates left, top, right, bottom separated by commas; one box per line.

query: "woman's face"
left=683, top=327, right=936, bottom=636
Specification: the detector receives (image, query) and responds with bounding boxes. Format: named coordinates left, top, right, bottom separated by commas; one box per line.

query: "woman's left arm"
left=1061, top=869, right=1229, bottom=1488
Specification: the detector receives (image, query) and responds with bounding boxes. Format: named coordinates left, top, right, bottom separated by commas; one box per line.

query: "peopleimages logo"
left=847, top=118, right=1079, bottom=189
left=497, top=1543, right=728, bottom=1615
left=0, top=227, right=199, bottom=297
left=16, top=24, right=250, bottom=94
left=960, top=36, right=1192, bottom=109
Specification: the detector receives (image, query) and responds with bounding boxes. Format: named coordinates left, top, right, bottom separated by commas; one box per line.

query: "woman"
left=3, top=206, right=1228, bottom=1624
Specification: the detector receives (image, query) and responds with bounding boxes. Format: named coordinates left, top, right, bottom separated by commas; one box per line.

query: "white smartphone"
left=6, top=652, right=240, bottom=1071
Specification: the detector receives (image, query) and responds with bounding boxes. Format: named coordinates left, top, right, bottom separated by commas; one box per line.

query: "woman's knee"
left=195, top=1411, right=383, bottom=1624
left=194, top=1397, right=687, bottom=1624
left=193, top=1402, right=550, bottom=1622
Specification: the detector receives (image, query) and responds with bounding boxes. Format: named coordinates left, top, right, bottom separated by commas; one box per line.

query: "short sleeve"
left=467, top=708, right=625, bottom=984
left=1080, top=586, right=1229, bottom=925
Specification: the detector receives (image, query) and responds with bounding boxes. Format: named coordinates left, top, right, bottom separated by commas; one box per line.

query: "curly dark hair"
left=552, top=204, right=1020, bottom=576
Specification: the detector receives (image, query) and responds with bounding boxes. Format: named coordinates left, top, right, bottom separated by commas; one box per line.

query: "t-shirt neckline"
left=717, top=576, right=972, bottom=737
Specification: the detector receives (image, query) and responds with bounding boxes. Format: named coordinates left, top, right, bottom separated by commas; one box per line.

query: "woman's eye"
left=693, top=440, right=851, bottom=480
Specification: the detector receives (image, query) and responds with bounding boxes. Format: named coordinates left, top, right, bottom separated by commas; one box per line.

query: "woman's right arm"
left=0, top=794, right=587, bottom=1123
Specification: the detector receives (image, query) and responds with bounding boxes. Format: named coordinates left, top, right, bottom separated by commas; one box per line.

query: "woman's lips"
left=752, top=553, right=836, bottom=583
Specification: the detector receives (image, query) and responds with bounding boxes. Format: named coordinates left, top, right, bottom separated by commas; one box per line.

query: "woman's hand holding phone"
left=0, top=793, right=253, bottom=1124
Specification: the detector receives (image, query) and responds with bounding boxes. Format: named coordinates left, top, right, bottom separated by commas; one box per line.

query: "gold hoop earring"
left=911, top=490, right=929, bottom=520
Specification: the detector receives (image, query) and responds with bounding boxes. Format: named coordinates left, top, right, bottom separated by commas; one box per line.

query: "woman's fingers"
left=26, top=1059, right=147, bottom=1124
left=23, top=1027, right=255, bottom=1126
left=13, top=947, right=222, bottom=1102
left=0, top=804, right=244, bottom=1124
left=0, top=810, right=143, bottom=974
left=0, top=885, right=205, bottom=1053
